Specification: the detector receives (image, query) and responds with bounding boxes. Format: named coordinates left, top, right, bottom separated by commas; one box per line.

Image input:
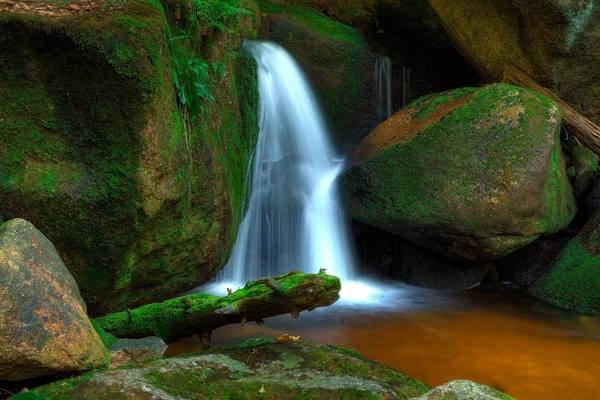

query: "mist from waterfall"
left=218, top=40, right=356, bottom=287
left=375, top=56, right=392, bottom=122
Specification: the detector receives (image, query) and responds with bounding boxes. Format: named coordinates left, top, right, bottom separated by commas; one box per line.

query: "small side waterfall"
left=219, top=40, right=355, bottom=285
left=375, top=56, right=392, bottom=122
left=402, top=65, right=410, bottom=107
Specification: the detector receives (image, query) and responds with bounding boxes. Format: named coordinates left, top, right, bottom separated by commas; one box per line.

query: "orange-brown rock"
left=0, top=219, right=108, bottom=381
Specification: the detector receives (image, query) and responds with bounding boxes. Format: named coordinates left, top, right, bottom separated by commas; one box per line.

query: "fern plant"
left=169, top=0, right=250, bottom=162
left=190, top=0, right=249, bottom=34
left=171, top=0, right=249, bottom=120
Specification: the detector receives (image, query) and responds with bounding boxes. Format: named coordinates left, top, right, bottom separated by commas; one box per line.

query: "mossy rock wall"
left=265, top=0, right=450, bottom=47
left=342, top=83, right=576, bottom=262
left=256, top=0, right=377, bottom=153
left=428, top=0, right=600, bottom=127
left=0, top=0, right=260, bottom=315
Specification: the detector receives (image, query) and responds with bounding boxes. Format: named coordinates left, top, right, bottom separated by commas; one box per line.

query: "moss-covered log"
left=93, top=271, right=341, bottom=347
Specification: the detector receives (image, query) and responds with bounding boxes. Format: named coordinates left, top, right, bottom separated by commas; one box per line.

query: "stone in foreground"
left=0, top=219, right=108, bottom=381
left=342, top=83, right=575, bottom=262
left=411, top=380, right=515, bottom=400
left=108, top=337, right=168, bottom=368
left=15, top=340, right=430, bottom=399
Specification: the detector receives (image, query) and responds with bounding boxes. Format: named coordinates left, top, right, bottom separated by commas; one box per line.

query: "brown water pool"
left=167, top=281, right=600, bottom=400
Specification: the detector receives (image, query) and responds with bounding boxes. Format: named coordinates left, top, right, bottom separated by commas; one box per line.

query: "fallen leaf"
left=67, top=3, right=80, bottom=11
left=275, top=334, right=301, bottom=343
left=258, top=385, right=265, bottom=393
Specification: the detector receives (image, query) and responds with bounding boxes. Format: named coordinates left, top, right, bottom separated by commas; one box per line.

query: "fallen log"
left=93, top=270, right=341, bottom=349
left=503, top=65, right=600, bottom=156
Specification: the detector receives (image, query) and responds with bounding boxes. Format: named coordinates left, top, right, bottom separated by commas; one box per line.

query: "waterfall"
left=219, top=40, right=355, bottom=285
left=375, top=56, right=392, bottom=122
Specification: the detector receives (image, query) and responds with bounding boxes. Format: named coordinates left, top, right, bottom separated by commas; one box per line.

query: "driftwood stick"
left=93, top=270, right=340, bottom=344
left=504, top=65, right=600, bottom=156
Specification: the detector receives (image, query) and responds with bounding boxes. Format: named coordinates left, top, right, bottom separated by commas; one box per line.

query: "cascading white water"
left=219, top=40, right=355, bottom=286
left=375, top=56, right=392, bottom=122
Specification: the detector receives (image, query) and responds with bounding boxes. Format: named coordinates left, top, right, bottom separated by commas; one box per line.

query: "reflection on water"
left=168, top=281, right=600, bottom=400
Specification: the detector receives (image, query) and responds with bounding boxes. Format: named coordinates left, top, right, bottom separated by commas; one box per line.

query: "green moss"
left=0, top=4, right=162, bottom=311
left=343, top=83, right=575, bottom=261
left=0, top=0, right=261, bottom=315
left=238, top=337, right=277, bottom=348
left=94, top=271, right=340, bottom=341
left=256, top=0, right=364, bottom=46
left=89, top=319, right=119, bottom=348
left=11, top=393, right=49, bottom=400
left=529, top=211, right=600, bottom=315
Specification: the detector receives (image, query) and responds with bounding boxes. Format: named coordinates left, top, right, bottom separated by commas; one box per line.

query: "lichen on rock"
left=0, top=219, right=109, bottom=381
left=411, top=380, right=515, bottom=400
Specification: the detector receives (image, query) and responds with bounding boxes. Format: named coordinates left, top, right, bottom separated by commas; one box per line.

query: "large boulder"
left=0, top=219, right=108, bottom=381
left=412, top=380, right=515, bottom=400
left=342, top=83, right=576, bottom=262
left=428, top=0, right=600, bottom=127
left=14, top=340, right=431, bottom=399
left=0, top=0, right=259, bottom=315
left=529, top=207, right=600, bottom=315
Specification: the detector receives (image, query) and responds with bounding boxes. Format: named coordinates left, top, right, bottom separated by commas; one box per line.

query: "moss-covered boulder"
left=428, top=0, right=600, bottom=128
left=257, top=0, right=376, bottom=152
left=342, top=83, right=576, bottom=262
left=14, top=340, right=430, bottom=399
left=0, top=0, right=259, bottom=315
left=0, top=219, right=108, bottom=380
left=412, top=380, right=515, bottom=400
left=529, top=206, right=600, bottom=315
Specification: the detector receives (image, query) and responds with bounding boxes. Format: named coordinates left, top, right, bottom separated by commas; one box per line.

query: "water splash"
left=375, top=56, right=392, bottom=121
left=219, top=40, right=355, bottom=287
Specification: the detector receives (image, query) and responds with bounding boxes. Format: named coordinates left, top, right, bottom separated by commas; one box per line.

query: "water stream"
left=218, top=40, right=355, bottom=286
left=175, top=40, right=600, bottom=400
left=169, top=282, right=600, bottom=400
